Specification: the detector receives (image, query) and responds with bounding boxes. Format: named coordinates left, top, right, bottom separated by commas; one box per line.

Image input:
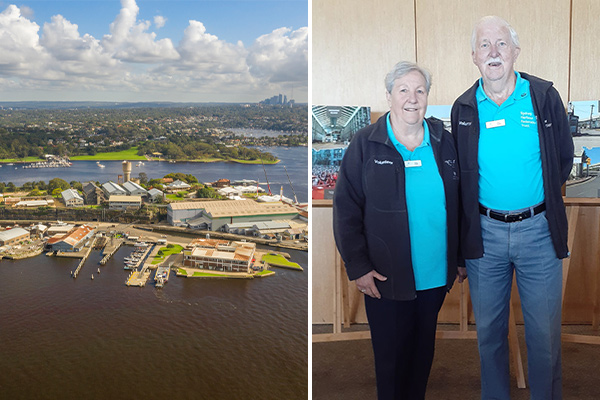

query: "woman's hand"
left=457, top=267, right=467, bottom=283
left=355, top=270, right=388, bottom=299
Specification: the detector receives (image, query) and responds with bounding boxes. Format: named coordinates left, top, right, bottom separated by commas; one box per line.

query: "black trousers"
left=364, top=286, right=447, bottom=400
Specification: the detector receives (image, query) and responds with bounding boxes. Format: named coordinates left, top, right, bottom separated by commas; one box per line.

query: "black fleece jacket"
left=450, top=72, right=574, bottom=260
left=333, top=113, right=460, bottom=301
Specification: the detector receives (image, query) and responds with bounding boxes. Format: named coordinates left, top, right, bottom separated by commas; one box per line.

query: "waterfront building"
left=212, top=178, right=231, bottom=188
left=0, top=227, right=30, bottom=246
left=217, top=187, right=242, bottom=198
left=122, top=181, right=148, bottom=197
left=182, top=241, right=256, bottom=273
left=102, top=181, right=126, bottom=198
left=82, top=182, right=104, bottom=205
left=166, top=180, right=192, bottom=193
left=231, top=179, right=258, bottom=186
left=46, top=224, right=75, bottom=236
left=108, top=195, right=142, bottom=210
left=147, top=188, right=165, bottom=203
left=251, top=221, right=291, bottom=238
left=46, top=224, right=95, bottom=252
left=14, top=199, right=54, bottom=208
left=186, top=238, right=230, bottom=249
left=61, top=189, right=84, bottom=207
left=167, top=200, right=299, bottom=231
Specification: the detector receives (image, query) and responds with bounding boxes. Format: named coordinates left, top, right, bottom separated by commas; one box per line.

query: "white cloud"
left=0, top=0, right=307, bottom=101
left=102, top=0, right=178, bottom=63
left=154, top=15, right=166, bottom=29
left=247, top=27, right=308, bottom=85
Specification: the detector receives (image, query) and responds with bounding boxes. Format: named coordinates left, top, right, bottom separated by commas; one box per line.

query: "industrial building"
left=0, top=227, right=30, bottom=246
left=108, top=195, right=142, bottom=210
left=82, top=182, right=104, bottom=205
left=102, top=181, right=126, bottom=198
left=61, top=189, right=84, bottom=207
left=46, top=224, right=95, bottom=252
left=147, top=188, right=165, bottom=203
left=167, top=200, right=299, bottom=231
left=122, top=181, right=148, bottom=197
left=182, top=241, right=256, bottom=273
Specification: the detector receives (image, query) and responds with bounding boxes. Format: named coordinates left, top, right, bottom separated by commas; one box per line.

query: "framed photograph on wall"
left=312, top=105, right=371, bottom=199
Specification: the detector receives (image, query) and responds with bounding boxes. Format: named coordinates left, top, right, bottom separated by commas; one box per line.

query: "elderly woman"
left=333, top=61, right=464, bottom=400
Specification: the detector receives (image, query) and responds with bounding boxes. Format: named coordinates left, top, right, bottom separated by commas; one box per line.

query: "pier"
left=99, top=237, right=124, bottom=265
left=72, top=236, right=97, bottom=279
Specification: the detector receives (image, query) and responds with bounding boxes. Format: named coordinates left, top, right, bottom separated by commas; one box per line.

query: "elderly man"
left=451, top=16, right=573, bottom=400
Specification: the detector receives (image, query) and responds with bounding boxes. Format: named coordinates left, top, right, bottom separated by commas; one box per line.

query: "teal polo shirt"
left=477, top=72, right=544, bottom=210
left=386, top=115, right=447, bottom=291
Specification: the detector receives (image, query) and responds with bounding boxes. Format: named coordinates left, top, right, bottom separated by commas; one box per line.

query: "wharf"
left=72, top=237, right=97, bottom=278
left=100, top=238, right=124, bottom=265
left=126, top=265, right=152, bottom=287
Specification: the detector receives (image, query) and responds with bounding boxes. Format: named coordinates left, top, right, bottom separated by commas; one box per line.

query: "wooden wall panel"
left=570, top=0, right=600, bottom=101
left=312, top=0, right=416, bottom=111
left=311, top=204, right=337, bottom=323
left=415, top=0, right=570, bottom=105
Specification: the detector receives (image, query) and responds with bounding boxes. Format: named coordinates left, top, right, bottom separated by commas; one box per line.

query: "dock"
left=73, top=237, right=97, bottom=278
left=99, top=238, right=124, bottom=265
left=124, top=244, right=155, bottom=287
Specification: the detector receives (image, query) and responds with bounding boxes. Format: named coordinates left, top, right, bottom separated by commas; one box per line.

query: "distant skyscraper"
left=278, top=94, right=283, bottom=104
left=283, top=95, right=287, bottom=104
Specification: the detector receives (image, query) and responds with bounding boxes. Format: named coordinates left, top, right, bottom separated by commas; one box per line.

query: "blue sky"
left=0, top=0, right=308, bottom=102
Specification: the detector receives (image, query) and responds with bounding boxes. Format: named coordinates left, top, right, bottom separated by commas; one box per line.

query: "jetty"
left=99, top=238, right=124, bottom=265
left=72, top=237, right=97, bottom=278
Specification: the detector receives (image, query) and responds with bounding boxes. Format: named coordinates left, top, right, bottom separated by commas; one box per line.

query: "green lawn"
left=255, top=269, right=276, bottom=276
left=0, top=156, right=45, bottom=163
left=152, top=244, right=183, bottom=264
left=261, top=253, right=303, bottom=270
left=70, top=147, right=146, bottom=161
left=230, top=159, right=280, bottom=165
left=166, top=192, right=190, bottom=201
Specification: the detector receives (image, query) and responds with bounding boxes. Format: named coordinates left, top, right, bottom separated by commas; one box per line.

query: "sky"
left=0, top=0, right=308, bottom=103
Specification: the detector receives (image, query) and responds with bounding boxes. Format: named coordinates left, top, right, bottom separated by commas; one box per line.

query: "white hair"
left=471, top=16, right=520, bottom=51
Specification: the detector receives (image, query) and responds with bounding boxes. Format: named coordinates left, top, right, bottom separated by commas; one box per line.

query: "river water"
left=0, top=145, right=309, bottom=399
left=0, top=243, right=308, bottom=399
left=0, top=146, right=309, bottom=203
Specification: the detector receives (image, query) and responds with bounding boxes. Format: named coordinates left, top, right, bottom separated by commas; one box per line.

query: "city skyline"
left=0, top=0, right=308, bottom=103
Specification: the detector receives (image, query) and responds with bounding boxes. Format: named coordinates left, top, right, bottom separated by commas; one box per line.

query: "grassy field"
left=165, top=192, right=190, bottom=201
left=261, top=253, right=303, bottom=270
left=151, top=244, right=183, bottom=265
left=0, top=157, right=45, bottom=163
left=70, top=147, right=146, bottom=161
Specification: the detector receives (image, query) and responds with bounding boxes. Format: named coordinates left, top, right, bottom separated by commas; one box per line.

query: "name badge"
left=404, top=160, right=422, bottom=168
left=486, top=119, right=506, bottom=129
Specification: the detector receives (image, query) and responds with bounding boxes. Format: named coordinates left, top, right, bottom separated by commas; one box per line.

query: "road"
left=566, top=173, right=600, bottom=197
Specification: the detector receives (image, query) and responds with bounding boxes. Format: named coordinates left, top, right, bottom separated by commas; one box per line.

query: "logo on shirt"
left=374, top=159, right=393, bottom=165
left=458, top=120, right=472, bottom=126
left=520, top=111, right=537, bottom=128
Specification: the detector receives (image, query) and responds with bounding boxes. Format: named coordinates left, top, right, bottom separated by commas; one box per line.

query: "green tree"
left=48, top=178, right=70, bottom=193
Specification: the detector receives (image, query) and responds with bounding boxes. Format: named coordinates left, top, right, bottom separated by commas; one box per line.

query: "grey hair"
left=471, top=16, right=520, bottom=52
left=385, top=61, right=432, bottom=94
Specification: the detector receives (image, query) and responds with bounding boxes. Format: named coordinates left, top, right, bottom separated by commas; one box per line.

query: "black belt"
left=479, top=203, right=546, bottom=223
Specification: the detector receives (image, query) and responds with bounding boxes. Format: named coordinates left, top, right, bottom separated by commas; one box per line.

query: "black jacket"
left=333, top=113, right=460, bottom=301
left=450, top=72, right=574, bottom=260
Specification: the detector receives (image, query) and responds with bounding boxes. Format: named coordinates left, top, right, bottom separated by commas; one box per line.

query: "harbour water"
left=0, top=146, right=309, bottom=203
left=0, top=244, right=308, bottom=399
left=0, top=145, right=309, bottom=398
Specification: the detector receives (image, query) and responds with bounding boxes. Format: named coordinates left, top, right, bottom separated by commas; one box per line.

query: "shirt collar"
left=475, top=71, right=530, bottom=105
left=386, top=113, right=430, bottom=151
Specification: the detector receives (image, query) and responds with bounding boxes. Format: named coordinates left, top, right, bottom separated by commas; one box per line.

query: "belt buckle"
left=504, top=213, right=519, bottom=223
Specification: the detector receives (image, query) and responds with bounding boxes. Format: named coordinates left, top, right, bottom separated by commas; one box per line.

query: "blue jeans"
left=466, top=210, right=562, bottom=400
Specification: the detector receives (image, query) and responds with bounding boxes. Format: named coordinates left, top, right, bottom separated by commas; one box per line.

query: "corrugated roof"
left=61, top=189, right=83, bottom=202
left=123, top=181, right=147, bottom=193
left=0, top=227, right=29, bottom=241
left=169, top=200, right=298, bottom=218
left=57, top=224, right=94, bottom=247
left=102, top=181, right=126, bottom=194
left=109, top=195, right=142, bottom=203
